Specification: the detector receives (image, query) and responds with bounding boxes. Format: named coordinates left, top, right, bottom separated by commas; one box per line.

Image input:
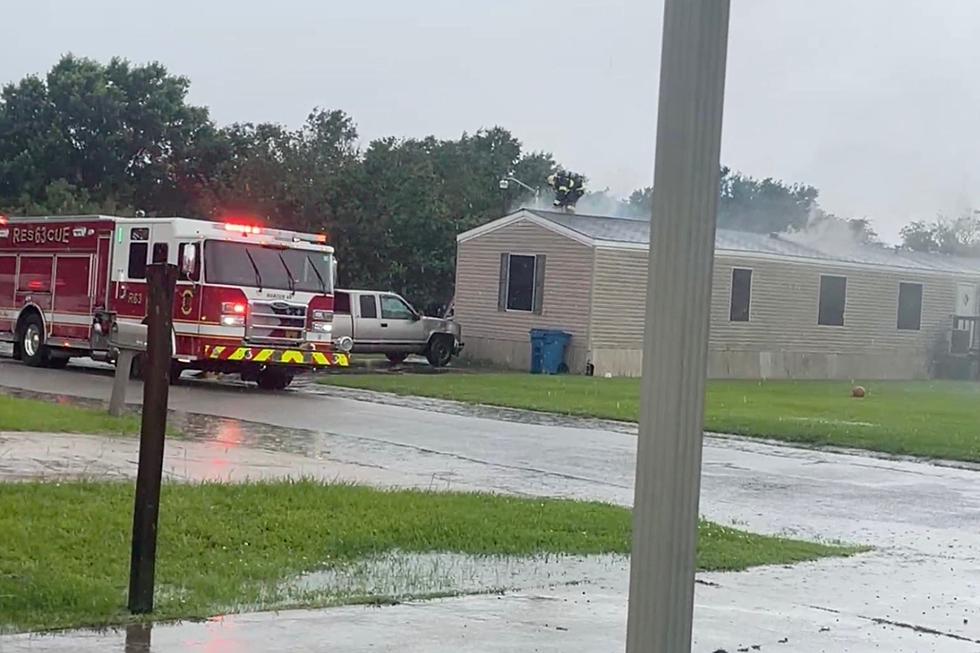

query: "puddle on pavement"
left=280, top=551, right=629, bottom=603
left=0, top=384, right=327, bottom=457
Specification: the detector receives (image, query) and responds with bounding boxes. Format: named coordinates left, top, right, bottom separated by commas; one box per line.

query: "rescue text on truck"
left=0, top=214, right=351, bottom=390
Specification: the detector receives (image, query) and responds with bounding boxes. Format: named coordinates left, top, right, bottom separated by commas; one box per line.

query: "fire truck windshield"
left=205, top=240, right=334, bottom=294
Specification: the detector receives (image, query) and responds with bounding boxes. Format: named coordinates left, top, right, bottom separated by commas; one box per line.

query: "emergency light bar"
left=224, top=223, right=262, bottom=235
left=280, top=233, right=329, bottom=245
left=217, top=220, right=330, bottom=246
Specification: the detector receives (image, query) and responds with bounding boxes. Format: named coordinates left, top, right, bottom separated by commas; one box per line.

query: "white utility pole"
left=625, top=1, right=730, bottom=652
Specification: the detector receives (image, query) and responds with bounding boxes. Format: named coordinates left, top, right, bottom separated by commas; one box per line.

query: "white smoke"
left=509, top=188, right=650, bottom=219
left=781, top=208, right=880, bottom=252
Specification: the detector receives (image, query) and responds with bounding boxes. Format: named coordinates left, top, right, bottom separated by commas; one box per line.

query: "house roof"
left=457, top=208, right=980, bottom=277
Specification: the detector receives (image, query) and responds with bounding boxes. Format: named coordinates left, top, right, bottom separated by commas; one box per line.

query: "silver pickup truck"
left=332, top=289, right=463, bottom=366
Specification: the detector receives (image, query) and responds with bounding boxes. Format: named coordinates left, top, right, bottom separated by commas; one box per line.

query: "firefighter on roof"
left=547, top=170, right=586, bottom=211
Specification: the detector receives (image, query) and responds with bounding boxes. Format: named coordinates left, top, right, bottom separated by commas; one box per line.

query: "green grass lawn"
left=322, top=374, right=980, bottom=462
left=0, top=394, right=141, bottom=435
left=0, top=480, right=856, bottom=632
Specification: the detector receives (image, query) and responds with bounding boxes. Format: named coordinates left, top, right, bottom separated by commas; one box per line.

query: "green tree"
left=332, top=128, right=558, bottom=311
left=625, top=169, right=820, bottom=230
left=0, top=54, right=214, bottom=214
left=900, top=216, right=980, bottom=256
left=718, top=166, right=818, bottom=233
left=0, top=57, right=566, bottom=312
left=626, top=187, right=654, bottom=216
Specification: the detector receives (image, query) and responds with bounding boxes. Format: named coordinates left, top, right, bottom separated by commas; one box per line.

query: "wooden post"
left=128, top=263, right=177, bottom=614
left=625, top=1, right=730, bottom=652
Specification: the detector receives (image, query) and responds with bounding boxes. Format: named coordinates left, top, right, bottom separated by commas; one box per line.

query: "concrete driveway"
left=2, top=357, right=979, bottom=651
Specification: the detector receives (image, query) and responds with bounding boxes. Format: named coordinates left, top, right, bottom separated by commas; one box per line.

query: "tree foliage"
left=717, top=167, right=818, bottom=233
left=900, top=216, right=980, bottom=256
left=609, top=170, right=821, bottom=233
left=0, top=56, right=557, bottom=310
left=0, top=55, right=214, bottom=215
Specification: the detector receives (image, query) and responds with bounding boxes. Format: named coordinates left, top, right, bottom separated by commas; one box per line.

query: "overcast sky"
left=5, top=1, right=980, bottom=242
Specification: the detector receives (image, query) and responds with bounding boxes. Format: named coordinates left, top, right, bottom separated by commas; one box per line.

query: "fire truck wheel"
left=426, top=335, right=453, bottom=368
left=256, top=369, right=293, bottom=391
left=18, top=314, right=48, bottom=368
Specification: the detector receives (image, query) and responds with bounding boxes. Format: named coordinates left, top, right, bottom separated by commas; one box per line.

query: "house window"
left=128, top=242, right=148, bottom=279
left=498, top=253, right=546, bottom=314
left=897, top=282, right=923, bottom=330
left=818, top=275, right=846, bottom=326
left=359, top=294, right=378, bottom=319
left=729, top=268, right=752, bottom=322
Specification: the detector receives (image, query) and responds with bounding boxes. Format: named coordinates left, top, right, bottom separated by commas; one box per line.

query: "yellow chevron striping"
left=334, top=353, right=350, bottom=367
left=209, top=346, right=226, bottom=359
left=311, top=352, right=329, bottom=366
left=279, top=350, right=305, bottom=364
left=228, top=347, right=249, bottom=361
left=253, top=349, right=274, bottom=362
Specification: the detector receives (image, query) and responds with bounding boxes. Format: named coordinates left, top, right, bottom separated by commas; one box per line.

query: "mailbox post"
left=107, top=321, right=148, bottom=417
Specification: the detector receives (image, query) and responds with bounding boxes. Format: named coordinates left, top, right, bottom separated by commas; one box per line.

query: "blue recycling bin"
left=529, top=329, right=572, bottom=374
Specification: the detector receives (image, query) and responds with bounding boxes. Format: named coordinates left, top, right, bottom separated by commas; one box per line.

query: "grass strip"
left=322, top=375, right=980, bottom=462
left=0, top=480, right=858, bottom=632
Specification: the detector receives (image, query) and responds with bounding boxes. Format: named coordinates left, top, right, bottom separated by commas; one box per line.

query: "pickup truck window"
left=359, top=294, right=378, bottom=319
left=381, top=295, right=414, bottom=320
left=335, top=292, right=351, bottom=314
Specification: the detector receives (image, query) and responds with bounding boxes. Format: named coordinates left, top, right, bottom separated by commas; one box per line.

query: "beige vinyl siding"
left=590, top=247, right=648, bottom=349
left=709, top=255, right=959, bottom=354
left=455, top=220, right=593, bottom=371
left=588, top=246, right=975, bottom=378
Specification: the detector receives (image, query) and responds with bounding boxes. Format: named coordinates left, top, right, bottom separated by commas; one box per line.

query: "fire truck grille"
left=247, top=301, right=307, bottom=345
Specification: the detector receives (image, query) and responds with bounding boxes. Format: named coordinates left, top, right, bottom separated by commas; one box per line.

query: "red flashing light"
left=0, top=215, right=7, bottom=225
left=28, top=280, right=44, bottom=291
left=225, top=223, right=261, bottom=235
left=315, top=233, right=328, bottom=244
left=221, top=302, right=246, bottom=315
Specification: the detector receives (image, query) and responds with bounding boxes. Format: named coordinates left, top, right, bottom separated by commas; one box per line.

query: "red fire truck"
left=0, top=214, right=350, bottom=389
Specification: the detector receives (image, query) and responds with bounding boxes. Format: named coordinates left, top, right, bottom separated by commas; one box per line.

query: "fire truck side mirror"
left=181, top=243, right=198, bottom=281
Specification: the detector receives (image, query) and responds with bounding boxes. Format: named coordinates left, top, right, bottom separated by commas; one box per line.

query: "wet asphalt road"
left=2, top=356, right=980, bottom=651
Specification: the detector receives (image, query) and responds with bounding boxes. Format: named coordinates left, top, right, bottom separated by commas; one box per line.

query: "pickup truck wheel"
left=426, top=335, right=453, bottom=368
left=385, top=353, right=408, bottom=365
left=257, top=369, right=293, bottom=391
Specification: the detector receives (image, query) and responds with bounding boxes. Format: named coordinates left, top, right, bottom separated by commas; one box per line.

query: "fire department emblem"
left=179, top=289, right=194, bottom=316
